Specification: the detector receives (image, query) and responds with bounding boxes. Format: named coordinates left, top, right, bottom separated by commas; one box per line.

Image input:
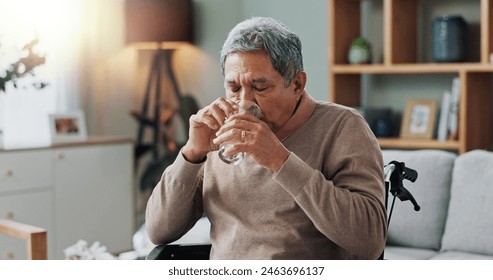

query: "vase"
left=432, top=15, right=467, bottom=62
left=0, top=90, right=55, bottom=149
left=348, top=37, right=372, bottom=64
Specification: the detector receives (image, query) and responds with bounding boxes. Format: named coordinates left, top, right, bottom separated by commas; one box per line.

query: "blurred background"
left=0, top=0, right=329, bottom=139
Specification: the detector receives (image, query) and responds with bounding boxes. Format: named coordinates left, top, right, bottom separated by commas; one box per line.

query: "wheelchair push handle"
left=385, top=161, right=420, bottom=212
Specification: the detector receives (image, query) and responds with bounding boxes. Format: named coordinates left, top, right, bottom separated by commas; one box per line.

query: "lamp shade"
left=125, top=0, right=193, bottom=44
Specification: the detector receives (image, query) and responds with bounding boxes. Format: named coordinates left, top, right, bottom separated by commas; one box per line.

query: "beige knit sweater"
left=146, top=94, right=387, bottom=259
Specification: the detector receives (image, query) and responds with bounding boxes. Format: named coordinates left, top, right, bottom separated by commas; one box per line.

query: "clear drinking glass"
left=218, top=100, right=261, bottom=165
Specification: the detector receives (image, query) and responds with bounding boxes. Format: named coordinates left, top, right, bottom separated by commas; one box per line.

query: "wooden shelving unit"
left=329, top=0, right=492, bottom=154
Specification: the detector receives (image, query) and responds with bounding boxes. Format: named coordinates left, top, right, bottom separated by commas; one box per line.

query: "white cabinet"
left=53, top=143, right=135, bottom=258
left=0, top=137, right=135, bottom=259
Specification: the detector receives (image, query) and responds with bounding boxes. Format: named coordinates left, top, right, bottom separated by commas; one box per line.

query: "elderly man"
left=146, top=17, right=386, bottom=259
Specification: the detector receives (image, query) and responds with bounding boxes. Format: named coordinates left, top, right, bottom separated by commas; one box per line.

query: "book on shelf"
left=448, top=77, right=460, bottom=140
left=437, top=90, right=451, bottom=142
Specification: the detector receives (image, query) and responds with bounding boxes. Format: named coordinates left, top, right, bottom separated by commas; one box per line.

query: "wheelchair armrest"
left=146, top=244, right=212, bottom=260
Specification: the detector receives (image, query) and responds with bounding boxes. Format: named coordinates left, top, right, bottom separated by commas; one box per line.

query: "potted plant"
left=0, top=38, right=48, bottom=148
left=0, top=38, right=48, bottom=93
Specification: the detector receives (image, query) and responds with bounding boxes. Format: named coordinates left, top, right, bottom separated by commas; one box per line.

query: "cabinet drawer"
left=0, top=150, right=53, bottom=193
left=0, top=191, right=54, bottom=259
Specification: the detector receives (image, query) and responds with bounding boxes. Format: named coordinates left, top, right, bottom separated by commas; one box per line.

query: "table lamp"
left=125, top=0, right=193, bottom=161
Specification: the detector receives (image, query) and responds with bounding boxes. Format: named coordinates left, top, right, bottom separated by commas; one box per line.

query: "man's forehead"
left=225, top=74, right=271, bottom=84
left=224, top=52, right=279, bottom=84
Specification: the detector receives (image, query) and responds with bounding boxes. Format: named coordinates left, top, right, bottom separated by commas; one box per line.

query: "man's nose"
left=239, top=89, right=255, bottom=102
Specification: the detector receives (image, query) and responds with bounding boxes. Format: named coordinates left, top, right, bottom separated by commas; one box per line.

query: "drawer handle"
left=4, top=169, right=13, bottom=177
left=57, top=152, right=65, bottom=160
left=5, top=211, right=14, bottom=219
left=6, top=251, right=15, bottom=260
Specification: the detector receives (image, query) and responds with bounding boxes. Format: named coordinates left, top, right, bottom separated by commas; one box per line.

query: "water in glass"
left=218, top=100, right=261, bottom=165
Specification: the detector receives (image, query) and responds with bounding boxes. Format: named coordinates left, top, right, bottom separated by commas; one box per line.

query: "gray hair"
left=220, top=17, right=304, bottom=87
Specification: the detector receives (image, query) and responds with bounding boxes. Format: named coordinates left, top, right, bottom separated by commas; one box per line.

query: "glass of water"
left=218, top=100, right=261, bottom=165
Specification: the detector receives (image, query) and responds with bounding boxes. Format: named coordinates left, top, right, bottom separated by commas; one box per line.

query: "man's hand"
left=213, top=113, right=290, bottom=172
left=182, top=98, right=236, bottom=163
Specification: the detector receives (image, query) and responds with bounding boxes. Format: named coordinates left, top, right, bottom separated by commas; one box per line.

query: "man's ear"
left=293, top=71, right=306, bottom=95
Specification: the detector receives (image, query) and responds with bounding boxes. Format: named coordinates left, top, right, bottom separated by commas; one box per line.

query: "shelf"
left=378, top=138, right=460, bottom=151
left=329, top=0, right=492, bottom=153
left=331, top=63, right=493, bottom=74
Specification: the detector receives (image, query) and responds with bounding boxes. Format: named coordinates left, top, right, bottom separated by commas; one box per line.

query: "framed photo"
left=49, top=111, right=88, bottom=143
left=400, top=99, right=438, bottom=139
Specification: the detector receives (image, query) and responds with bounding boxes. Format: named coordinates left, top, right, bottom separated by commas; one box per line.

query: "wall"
left=241, top=0, right=329, bottom=102
left=81, top=0, right=329, bottom=138
left=2, top=1, right=488, bottom=146
left=82, top=0, right=491, bottom=149
left=185, top=0, right=329, bottom=106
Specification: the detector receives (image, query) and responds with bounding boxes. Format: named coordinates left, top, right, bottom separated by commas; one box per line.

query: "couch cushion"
left=384, top=246, right=438, bottom=260
left=441, top=150, right=493, bottom=256
left=430, top=250, right=493, bottom=260
left=382, top=150, right=456, bottom=250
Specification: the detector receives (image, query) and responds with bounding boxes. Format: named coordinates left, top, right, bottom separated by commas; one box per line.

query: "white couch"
left=383, top=149, right=493, bottom=260
left=167, top=149, right=493, bottom=260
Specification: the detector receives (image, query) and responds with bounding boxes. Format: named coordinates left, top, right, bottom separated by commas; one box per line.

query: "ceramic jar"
left=432, top=15, right=467, bottom=62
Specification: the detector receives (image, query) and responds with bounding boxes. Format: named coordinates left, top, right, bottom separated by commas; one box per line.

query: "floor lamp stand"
left=130, top=48, right=180, bottom=161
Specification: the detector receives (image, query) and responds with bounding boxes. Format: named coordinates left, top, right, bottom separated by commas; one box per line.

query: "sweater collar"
left=275, top=91, right=316, bottom=141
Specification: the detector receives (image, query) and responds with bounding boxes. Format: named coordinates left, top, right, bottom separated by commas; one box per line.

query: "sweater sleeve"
left=273, top=114, right=387, bottom=259
left=145, top=150, right=205, bottom=245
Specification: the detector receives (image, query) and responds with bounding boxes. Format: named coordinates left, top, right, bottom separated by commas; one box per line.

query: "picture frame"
left=49, top=111, right=88, bottom=143
left=400, top=99, right=438, bottom=139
